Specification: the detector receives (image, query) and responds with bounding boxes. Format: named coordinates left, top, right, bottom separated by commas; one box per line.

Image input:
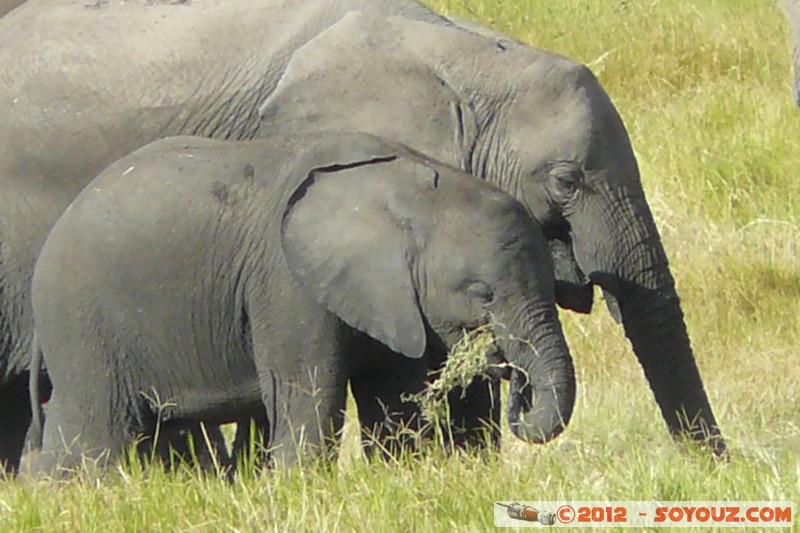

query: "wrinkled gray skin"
left=0, top=0, right=722, bottom=472
left=780, top=0, right=800, bottom=107
left=258, top=12, right=726, bottom=456
left=26, top=402, right=233, bottom=475
left=25, top=132, right=575, bottom=475
left=0, top=0, right=453, bottom=475
left=12, top=0, right=226, bottom=469
left=0, top=0, right=28, bottom=477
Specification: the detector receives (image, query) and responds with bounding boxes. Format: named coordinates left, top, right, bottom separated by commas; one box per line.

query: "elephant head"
left=260, top=13, right=724, bottom=455
left=259, top=12, right=594, bottom=316
left=280, top=141, right=576, bottom=443
left=479, top=53, right=723, bottom=454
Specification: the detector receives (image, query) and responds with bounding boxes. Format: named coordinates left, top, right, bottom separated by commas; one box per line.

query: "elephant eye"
left=555, top=173, right=579, bottom=194
left=545, top=161, right=584, bottom=204
left=466, top=281, right=495, bottom=304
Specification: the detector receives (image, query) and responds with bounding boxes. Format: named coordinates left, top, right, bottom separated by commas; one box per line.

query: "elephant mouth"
left=587, top=272, right=623, bottom=324
left=555, top=278, right=594, bottom=313
left=485, top=347, right=512, bottom=381
left=438, top=323, right=511, bottom=381
left=548, top=235, right=594, bottom=314
left=550, top=234, right=621, bottom=322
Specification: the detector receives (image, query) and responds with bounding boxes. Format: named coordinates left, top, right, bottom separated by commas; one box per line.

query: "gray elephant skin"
left=0, top=0, right=23, bottom=17
left=257, top=12, right=726, bottom=457
left=255, top=13, right=725, bottom=455
left=0, top=0, right=450, bottom=475
left=0, top=0, right=722, bottom=472
left=24, top=132, right=575, bottom=474
left=780, top=0, right=800, bottom=106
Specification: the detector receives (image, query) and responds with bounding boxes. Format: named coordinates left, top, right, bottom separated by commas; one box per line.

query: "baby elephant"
left=26, top=132, right=576, bottom=475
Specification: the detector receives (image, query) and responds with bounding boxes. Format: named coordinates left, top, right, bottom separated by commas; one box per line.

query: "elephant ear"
left=258, top=11, right=478, bottom=169
left=281, top=154, right=437, bottom=359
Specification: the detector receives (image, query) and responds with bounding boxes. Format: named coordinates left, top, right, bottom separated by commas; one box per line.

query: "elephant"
left=0, top=0, right=455, bottom=475
left=24, top=131, right=576, bottom=475
left=0, top=0, right=23, bottom=17
left=780, top=0, right=800, bottom=107
left=256, top=12, right=726, bottom=456
left=0, top=0, right=722, bottom=473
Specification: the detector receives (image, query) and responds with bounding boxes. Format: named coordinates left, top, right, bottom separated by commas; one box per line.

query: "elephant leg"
left=445, top=376, right=501, bottom=452
left=153, top=422, right=233, bottom=474
left=349, top=340, right=430, bottom=459
left=191, top=423, right=232, bottom=471
left=0, top=373, right=32, bottom=475
left=246, top=302, right=349, bottom=466
left=230, top=415, right=270, bottom=470
left=34, top=389, right=137, bottom=476
left=259, top=369, right=347, bottom=467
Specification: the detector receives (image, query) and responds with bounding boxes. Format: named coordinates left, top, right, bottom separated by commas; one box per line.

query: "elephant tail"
left=28, top=334, right=45, bottom=450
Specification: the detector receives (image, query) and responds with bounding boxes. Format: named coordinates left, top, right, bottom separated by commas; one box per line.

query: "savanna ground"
left=1, top=1, right=798, bottom=531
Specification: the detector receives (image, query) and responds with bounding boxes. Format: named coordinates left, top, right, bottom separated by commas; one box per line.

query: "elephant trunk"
left=615, top=268, right=725, bottom=455
left=576, top=188, right=725, bottom=456
left=496, top=303, right=576, bottom=443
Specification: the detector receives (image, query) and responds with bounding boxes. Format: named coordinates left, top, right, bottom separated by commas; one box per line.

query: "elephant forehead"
left=504, top=64, right=637, bottom=179
left=506, top=95, right=594, bottom=164
left=257, top=13, right=473, bottom=170
left=423, top=232, right=536, bottom=288
left=445, top=185, right=532, bottom=233
left=432, top=210, right=527, bottom=260
left=435, top=197, right=550, bottom=270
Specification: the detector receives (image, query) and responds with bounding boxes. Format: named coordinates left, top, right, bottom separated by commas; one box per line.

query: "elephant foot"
left=0, top=373, right=34, bottom=476
left=148, top=421, right=236, bottom=477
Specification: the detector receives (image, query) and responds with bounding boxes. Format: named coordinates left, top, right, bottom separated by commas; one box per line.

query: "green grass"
left=2, top=1, right=799, bottom=530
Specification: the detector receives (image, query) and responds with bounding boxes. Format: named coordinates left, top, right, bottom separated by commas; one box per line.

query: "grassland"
left=1, top=1, right=798, bottom=531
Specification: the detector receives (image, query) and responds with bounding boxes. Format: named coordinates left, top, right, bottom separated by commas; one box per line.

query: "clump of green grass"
left=409, top=326, right=499, bottom=424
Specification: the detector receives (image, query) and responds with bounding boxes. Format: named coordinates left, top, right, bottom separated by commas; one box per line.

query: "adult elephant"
left=26, top=132, right=575, bottom=474
left=257, top=12, right=726, bottom=456
left=780, top=0, right=800, bottom=107
left=0, top=0, right=722, bottom=472
left=0, top=0, right=23, bottom=17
